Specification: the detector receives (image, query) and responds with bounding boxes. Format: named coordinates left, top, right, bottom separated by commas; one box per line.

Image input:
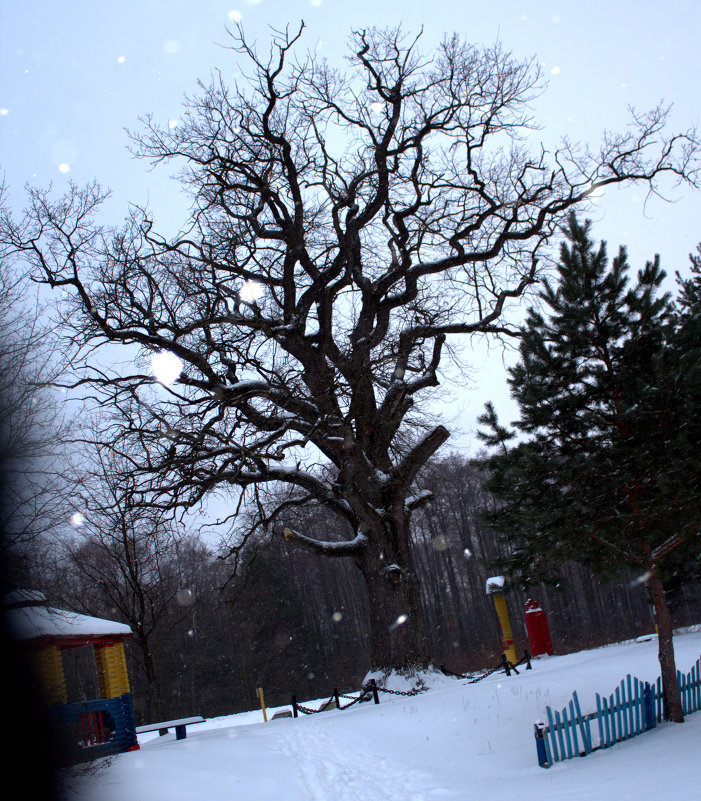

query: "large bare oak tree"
left=7, top=26, right=698, bottom=672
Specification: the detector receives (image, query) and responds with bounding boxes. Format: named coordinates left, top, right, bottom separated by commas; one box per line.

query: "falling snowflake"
left=239, top=280, right=264, bottom=303
left=630, top=571, right=652, bottom=587
left=177, top=589, right=195, bottom=606
left=389, top=614, right=408, bottom=631
left=151, top=350, right=183, bottom=386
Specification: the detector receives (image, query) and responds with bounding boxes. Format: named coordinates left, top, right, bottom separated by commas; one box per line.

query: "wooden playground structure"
left=4, top=589, right=139, bottom=761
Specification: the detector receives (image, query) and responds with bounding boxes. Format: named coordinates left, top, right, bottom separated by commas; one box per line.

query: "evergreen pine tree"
left=478, top=214, right=701, bottom=723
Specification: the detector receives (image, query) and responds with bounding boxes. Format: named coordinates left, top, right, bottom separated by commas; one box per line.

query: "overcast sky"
left=1, top=0, right=700, bottom=450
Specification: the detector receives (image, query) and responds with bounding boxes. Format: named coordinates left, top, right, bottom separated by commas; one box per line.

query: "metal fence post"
left=501, top=653, right=511, bottom=676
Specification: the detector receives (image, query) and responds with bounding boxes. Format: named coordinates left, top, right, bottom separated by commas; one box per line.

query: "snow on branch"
left=405, top=489, right=434, bottom=511
left=281, top=526, right=368, bottom=556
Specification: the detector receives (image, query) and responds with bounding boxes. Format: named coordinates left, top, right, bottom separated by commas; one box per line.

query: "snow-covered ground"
left=68, top=628, right=701, bottom=800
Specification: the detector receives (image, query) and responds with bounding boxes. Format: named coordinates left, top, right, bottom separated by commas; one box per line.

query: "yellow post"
left=30, top=645, right=67, bottom=704
left=486, top=576, right=518, bottom=666
left=95, top=642, right=131, bottom=698
left=492, top=592, right=518, bottom=665
left=257, top=687, right=268, bottom=722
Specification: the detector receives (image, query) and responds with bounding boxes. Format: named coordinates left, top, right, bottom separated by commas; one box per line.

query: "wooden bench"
left=135, top=716, right=205, bottom=741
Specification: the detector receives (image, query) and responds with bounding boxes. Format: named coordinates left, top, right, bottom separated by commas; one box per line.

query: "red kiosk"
left=524, top=598, right=553, bottom=656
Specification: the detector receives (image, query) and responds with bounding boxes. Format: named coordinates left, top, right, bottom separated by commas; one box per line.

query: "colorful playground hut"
left=4, top=589, right=139, bottom=760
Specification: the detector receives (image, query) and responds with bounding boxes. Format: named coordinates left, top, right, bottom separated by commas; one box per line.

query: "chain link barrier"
left=294, top=695, right=335, bottom=715
left=291, top=653, right=531, bottom=717
left=293, top=688, right=375, bottom=715
left=440, top=650, right=532, bottom=684
left=373, top=684, right=426, bottom=697
left=338, top=690, right=373, bottom=709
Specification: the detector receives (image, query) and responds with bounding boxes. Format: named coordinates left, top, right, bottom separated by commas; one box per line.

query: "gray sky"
left=2, top=0, right=700, bottom=449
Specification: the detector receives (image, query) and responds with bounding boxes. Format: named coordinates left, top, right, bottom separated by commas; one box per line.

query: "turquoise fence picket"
left=536, top=654, right=701, bottom=768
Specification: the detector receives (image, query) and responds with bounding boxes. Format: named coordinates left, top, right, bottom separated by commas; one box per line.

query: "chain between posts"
left=373, top=685, right=425, bottom=696
left=293, top=695, right=334, bottom=715
left=291, top=655, right=530, bottom=718
left=292, top=686, right=376, bottom=716
left=440, top=650, right=533, bottom=683
left=292, top=677, right=424, bottom=717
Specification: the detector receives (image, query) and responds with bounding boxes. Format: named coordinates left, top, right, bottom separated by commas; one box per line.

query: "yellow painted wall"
left=94, top=642, right=130, bottom=698
left=30, top=645, right=68, bottom=704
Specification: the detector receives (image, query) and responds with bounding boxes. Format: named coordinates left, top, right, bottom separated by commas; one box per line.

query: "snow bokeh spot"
left=630, top=571, right=652, bottom=587
left=151, top=350, right=183, bottom=386
left=389, top=613, right=408, bottom=631
left=239, top=280, right=264, bottom=303
left=177, top=588, right=194, bottom=606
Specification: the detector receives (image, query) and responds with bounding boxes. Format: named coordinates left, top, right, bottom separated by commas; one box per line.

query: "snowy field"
left=68, top=627, right=701, bottom=801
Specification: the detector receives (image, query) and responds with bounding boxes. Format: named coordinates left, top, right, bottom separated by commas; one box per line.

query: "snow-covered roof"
left=485, top=576, right=505, bottom=594
left=5, top=602, right=132, bottom=644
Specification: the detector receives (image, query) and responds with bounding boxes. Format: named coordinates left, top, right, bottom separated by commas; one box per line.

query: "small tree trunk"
left=647, top=566, right=683, bottom=722
left=134, top=633, right=163, bottom=721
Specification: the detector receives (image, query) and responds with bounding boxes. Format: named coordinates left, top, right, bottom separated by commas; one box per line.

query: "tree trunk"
left=647, top=566, right=684, bottom=722
left=134, top=632, right=163, bottom=721
left=355, top=514, right=430, bottom=674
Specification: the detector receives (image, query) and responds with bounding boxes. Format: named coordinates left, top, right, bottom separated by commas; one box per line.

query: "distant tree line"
left=30, top=451, right=699, bottom=724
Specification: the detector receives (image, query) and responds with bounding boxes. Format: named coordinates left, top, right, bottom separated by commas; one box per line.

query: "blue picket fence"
left=535, top=654, right=701, bottom=768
